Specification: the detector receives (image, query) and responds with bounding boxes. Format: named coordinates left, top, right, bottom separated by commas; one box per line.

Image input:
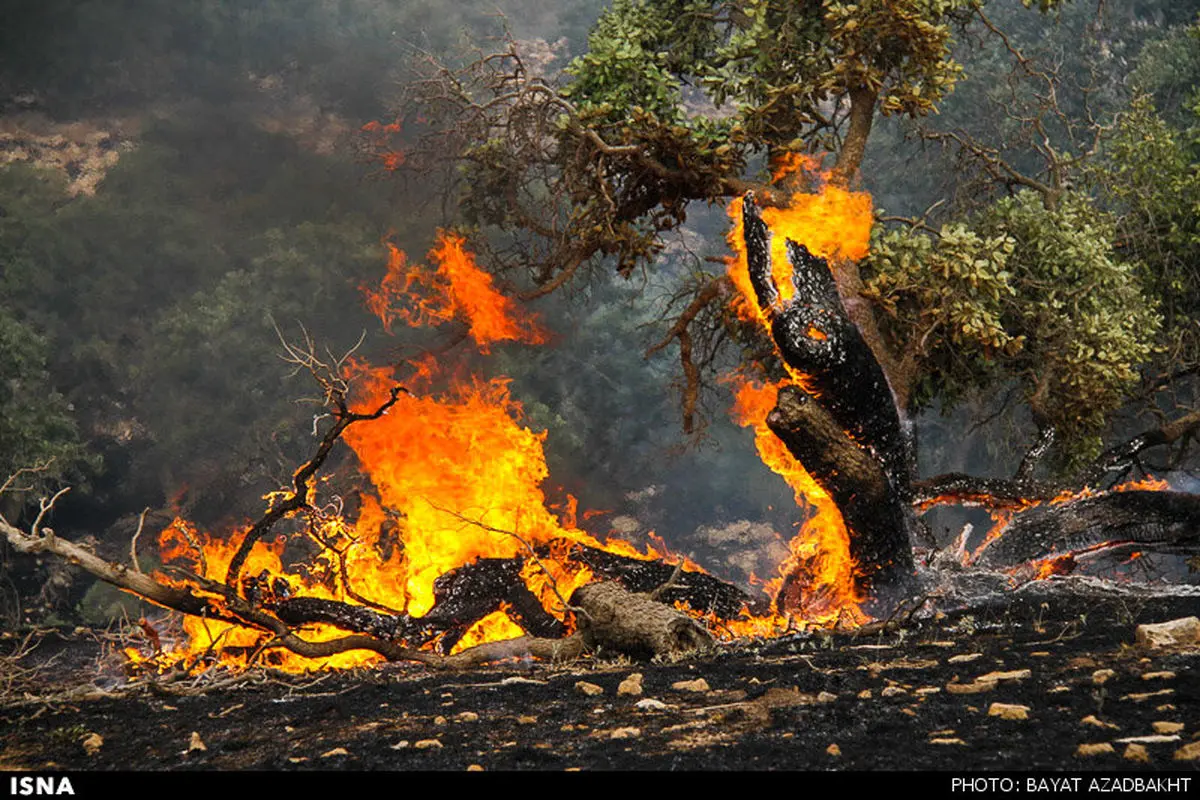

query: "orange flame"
left=363, top=232, right=547, bottom=352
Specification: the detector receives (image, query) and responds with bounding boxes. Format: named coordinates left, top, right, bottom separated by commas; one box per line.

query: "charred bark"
left=976, top=490, right=1200, bottom=569
left=742, top=194, right=915, bottom=591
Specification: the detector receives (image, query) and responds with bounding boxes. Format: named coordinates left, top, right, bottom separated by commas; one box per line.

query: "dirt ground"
left=2, top=578, right=1199, bottom=772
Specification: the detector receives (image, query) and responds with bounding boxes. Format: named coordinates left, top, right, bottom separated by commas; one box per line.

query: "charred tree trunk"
left=742, top=194, right=915, bottom=592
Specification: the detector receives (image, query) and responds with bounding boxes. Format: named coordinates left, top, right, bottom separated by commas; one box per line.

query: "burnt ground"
left=1, top=578, right=1199, bottom=773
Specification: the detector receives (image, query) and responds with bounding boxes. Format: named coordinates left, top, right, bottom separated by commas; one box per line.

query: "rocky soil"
left=1, top=578, right=1198, bottom=772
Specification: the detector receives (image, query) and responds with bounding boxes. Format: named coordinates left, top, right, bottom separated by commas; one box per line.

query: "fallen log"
left=976, top=490, right=1200, bottom=569
left=572, top=580, right=714, bottom=660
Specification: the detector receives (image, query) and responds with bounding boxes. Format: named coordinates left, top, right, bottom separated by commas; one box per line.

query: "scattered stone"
left=757, top=687, right=810, bottom=708
left=1081, top=715, right=1119, bottom=730
left=82, top=733, right=103, bottom=756
left=288, top=757, right=308, bottom=763
left=467, top=765, right=484, bottom=771
left=1141, top=671, right=1176, bottom=681
left=900, top=707, right=918, bottom=717
left=915, top=687, right=941, bottom=696
left=618, top=673, right=644, bottom=697
left=390, top=741, right=410, bottom=750
left=930, top=738, right=967, bottom=746
left=610, top=727, right=641, bottom=740
left=1115, top=735, right=1181, bottom=744
left=826, top=744, right=841, bottom=757
left=857, top=689, right=872, bottom=699
left=414, top=739, right=443, bottom=750
left=1048, top=685, right=1071, bottom=694
left=187, top=732, right=207, bottom=753
left=931, top=729, right=957, bottom=736
left=1136, top=617, right=1200, bottom=650
left=517, top=715, right=538, bottom=725
left=1174, top=741, right=1200, bottom=761
left=1153, top=721, right=1185, bottom=735
left=1092, top=669, right=1116, bottom=685
left=1029, top=651, right=1050, bottom=657
left=672, top=678, right=711, bottom=693
left=881, top=686, right=907, bottom=698
left=320, top=747, right=349, bottom=758
left=434, top=716, right=447, bottom=726
left=1076, top=743, right=1115, bottom=757
left=948, top=653, right=982, bottom=664
left=978, top=669, right=1031, bottom=683
left=817, top=691, right=837, bottom=704
left=575, top=681, right=604, bottom=697
left=988, top=703, right=1030, bottom=721
left=1121, top=689, right=1174, bottom=702
left=1123, top=743, right=1151, bottom=763
left=635, top=698, right=669, bottom=711
left=946, top=679, right=996, bottom=694
left=456, top=712, right=479, bottom=723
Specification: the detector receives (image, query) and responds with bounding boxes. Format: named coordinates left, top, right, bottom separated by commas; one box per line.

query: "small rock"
left=414, top=739, right=443, bottom=750
left=1141, top=671, right=1176, bottom=681
left=1136, top=617, right=1200, bottom=649
left=1048, top=685, right=1071, bottom=694
left=187, top=732, right=207, bottom=753
left=467, top=764, right=484, bottom=771
left=1153, top=721, right=1185, bottom=735
left=1076, top=743, right=1115, bottom=757
left=288, top=756, right=308, bottom=763
left=988, top=703, right=1030, bottom=720
left=672, top=678, right=710, bottom=693
left=978, top=669, right=1031, bottom=683
left=1115, top=735, right=1180, bottom=744
left=915, top=687, right=941, bottom=696
left=82, top=733, right=103, bottom=756
left=1081, top=715, right=1119, bottom=730
left=1156, top=704, right=1176, bottom=712
left=881, top=686, right=906, bottom=698
left=575, top=681, right=604, bottom=697
left=946, top=679, right=996, bottom=694
left=948, top=653, right=982, bottom=664
left=1092, top=669, right=1116, bottom=685
left=1123, top=743, right=1151, bottom=763
left=320, top=747, right=350, bottom=758
left=826, top=744, right=841, bottom=757
left=618, top=673, right=644, bottom=697
left=434, top=716, right=448, bottom=726
left=517, top=715, right=538, bottom=725
left=1122, top=689, right=1174, bottom=702
left=635, top=698, right=669, bottom=711
left=930, top=738, right=967, bottom=745
left=857, top=689, right=872, bottom=699
left=816, top=691, right=837, bottom=704
left=456, top=712, right=479, bottom=723
left=610, top=727, right=641, bottom=739
left=390, top=741, right=411, bottom=750
left=1174, top=741, right=1200, bottom=761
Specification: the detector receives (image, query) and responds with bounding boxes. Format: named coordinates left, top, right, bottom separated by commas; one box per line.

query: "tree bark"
left=571, top=581, right=714, bottom=660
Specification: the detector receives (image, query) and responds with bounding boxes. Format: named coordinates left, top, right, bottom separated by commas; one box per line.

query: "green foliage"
left=563, top=0, right=965, bottom=155
left=865, top=190, right=1160, bottom=457
left=0, top=310, right=95, bottom=491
